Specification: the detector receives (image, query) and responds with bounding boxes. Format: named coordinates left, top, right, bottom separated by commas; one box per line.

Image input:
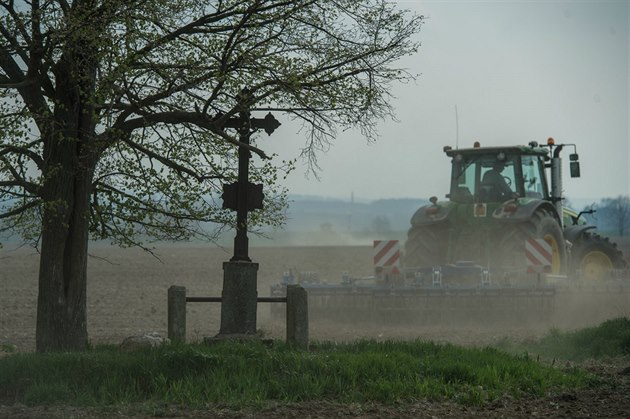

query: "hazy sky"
left=262, top=0, right=629, bottom=203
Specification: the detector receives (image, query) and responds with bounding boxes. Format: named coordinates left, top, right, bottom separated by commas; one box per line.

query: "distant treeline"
left=579, top=195, right=630, bottom=236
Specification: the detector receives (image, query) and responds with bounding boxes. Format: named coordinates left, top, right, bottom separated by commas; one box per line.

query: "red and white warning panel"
left=373, top=240, right=400, bottom=272
left=525, top=238, right=552, bottom=272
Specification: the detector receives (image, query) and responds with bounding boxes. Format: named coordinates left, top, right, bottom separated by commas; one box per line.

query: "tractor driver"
left=481, top=160, right=514, bottom=201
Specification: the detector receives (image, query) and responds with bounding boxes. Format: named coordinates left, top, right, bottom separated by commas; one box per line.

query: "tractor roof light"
left=547, top=137, right=555, bottom=145
left=473, top=141, right=481, bottom=148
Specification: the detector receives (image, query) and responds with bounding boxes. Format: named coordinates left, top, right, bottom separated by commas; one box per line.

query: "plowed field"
left=1, top=244, right=629, bottom=418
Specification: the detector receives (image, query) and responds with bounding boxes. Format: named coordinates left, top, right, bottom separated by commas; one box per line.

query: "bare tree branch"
left=0, top=199, right=39, bottom=219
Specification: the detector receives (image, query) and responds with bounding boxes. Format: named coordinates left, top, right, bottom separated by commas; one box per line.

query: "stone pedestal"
left=219, top=261, right=258, bottom=335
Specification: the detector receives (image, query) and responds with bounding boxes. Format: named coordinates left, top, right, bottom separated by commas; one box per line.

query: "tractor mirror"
left=569, top=153, right=580, bottom=177
left=570, top=161, right=581, bottom=178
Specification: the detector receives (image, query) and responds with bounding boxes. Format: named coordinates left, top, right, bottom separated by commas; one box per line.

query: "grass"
left=0, top=337, right=594, bottom=410
left=0, top=343, right=17, bottom=353
left=496, top=317, right=630, bottom=362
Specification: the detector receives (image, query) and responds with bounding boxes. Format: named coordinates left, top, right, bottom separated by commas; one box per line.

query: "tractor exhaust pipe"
left=550, top=145, right=564, bottom=227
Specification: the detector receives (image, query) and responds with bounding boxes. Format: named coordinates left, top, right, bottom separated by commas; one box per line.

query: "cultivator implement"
left=269, top=248, right=630, bottom=326
left=270, top=263, right=562, bottom=325
left=270, top=269, right=630, bottom=326
left=269, top=141, right=630, bottom=325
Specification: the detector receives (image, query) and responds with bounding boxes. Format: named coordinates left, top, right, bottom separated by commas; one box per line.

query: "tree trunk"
left=35, top=47, right=97, bottom=352
left=35, top=165, right=92, bottom=352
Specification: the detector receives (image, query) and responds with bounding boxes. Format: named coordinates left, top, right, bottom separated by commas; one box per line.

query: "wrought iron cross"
left=218, top=93, right=281, bottom=261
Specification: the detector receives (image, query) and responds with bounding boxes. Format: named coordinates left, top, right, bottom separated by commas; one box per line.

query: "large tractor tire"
left=570, top=233, right=627, bottom=280
left=403, top=223, right=448, bottom=268
left=497, top=208, right=567, bottom=274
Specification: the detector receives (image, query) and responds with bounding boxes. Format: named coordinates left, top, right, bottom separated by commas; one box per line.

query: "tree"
left=0, top=1, right=422, bottom=351
left=598, top=195, right=630, bottom=237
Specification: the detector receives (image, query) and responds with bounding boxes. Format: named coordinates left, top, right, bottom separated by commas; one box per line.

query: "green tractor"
left=403, top=139, right=627, bottom=281
left=271, top=139, right=627, bottom=325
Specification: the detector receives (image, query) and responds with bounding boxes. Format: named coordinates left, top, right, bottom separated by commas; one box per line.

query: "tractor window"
left=521, top=155, right=546, bottom=199
left=451, top=154, right=517, bottom=202
left=450, top=152, right=548, bottom=203
left=450, top=156, right=477, bottom=202
left=479, top=161, right=516, bottom=188
left=478, top=157, right=517, bottom=202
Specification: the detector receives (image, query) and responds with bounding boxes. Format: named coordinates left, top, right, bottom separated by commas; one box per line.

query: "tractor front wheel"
left=571, top=233, right=627, bottom=280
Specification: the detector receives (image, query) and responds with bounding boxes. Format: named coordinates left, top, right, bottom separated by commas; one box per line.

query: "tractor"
left=271, top=139, right=627, bottom=324
left=403, top=138, right=627, bottom=282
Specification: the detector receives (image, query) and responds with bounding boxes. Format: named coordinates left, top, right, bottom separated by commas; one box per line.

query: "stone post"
left=168, top=285, right=187, bottom=343
left=219, top=261, right=259, bottom=335
left=286, top=284, right=308, bottom=349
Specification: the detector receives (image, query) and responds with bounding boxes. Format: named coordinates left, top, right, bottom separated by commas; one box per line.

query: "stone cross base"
left=219, top=261, right=259, bottom=335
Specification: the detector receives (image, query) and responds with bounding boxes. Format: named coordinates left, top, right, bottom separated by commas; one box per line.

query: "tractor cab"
left=445, top=144, right=550, bottom=204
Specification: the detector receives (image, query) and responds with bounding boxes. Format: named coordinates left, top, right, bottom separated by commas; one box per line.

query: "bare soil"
left=1, top=244, right=630, bottom=418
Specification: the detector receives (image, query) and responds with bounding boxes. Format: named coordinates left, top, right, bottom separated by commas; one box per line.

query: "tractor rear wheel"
left=571, top=233, right=627, bottom=280
left=497, top=209, right=567, bottom=274
left=403, top=223, right=448, bottom=268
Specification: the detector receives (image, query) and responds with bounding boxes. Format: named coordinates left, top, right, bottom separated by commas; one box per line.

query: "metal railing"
left=167, top=285, right=308, bottom=349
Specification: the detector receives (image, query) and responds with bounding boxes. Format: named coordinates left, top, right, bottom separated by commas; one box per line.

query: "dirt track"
left=1, top=244, right=630, bottom=418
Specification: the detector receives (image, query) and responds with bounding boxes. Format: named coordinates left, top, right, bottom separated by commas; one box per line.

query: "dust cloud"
left=248, top=230, right=381, bottom=248
left=1, top=244, right=628, bottom=351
